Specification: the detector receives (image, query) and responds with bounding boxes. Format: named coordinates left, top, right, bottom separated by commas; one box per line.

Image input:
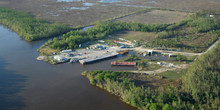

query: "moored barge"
left=111, top=61, right=136, bottom=66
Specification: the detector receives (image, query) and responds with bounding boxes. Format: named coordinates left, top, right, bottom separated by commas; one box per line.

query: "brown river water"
left=0, top=25, right=137, bottom=110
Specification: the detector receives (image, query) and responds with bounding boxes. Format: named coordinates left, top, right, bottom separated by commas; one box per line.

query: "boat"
left=117, top=50, right=128, bottom=55
left=79, top=53, right=119, bottom=64
left=69, top=58, right=79, bottom=63
left=111, top=61, right=136, bottom=66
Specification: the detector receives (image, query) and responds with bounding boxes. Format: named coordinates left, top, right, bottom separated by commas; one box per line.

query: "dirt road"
left=129, top=64, right=189, bottom=74
left=128, top=38, right=219, bottom=74
left=133, top=37, right=220, bottom=56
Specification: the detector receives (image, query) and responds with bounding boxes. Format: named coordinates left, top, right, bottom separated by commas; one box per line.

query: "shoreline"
left=81, top=71, right=141, bottom=109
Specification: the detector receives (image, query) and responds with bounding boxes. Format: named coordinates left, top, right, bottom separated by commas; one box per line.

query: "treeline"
left=43, top=11, right=220, bottom=53
left=187, top=12, right=220, bottom=32
left=82, top=70, right=191, bottom=110
left=43, top=21, right=169, bottom=50
left=183, top=42, right=220, bottom=109
left=151, top=11, right=220, bottom=52
left=0, top=7, right=71, bottom=41
left=82, top=43, right=220, bottom=110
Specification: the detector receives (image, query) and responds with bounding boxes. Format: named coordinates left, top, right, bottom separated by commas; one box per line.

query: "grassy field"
left=181, top=33, right=217, bottom=48
left=128, top=0, right=220, bottom=11
left=142, top=64, right=162, bottom=71
left=85, top=31, right=157, bottom=47
left=123, top=73, right=172, bottom=88
left=112, top=31, right=156, bottom=43
left=117, top=10, right=191, bottom=24
left=158, top=69, right=186, bottom=81
left=0, top=1, right=8, bottom=5
left=1, top=0, right=219, bottom=27
left=0, top=0, right=141, bottom=27
left=38, top=46, right=59, bottom=55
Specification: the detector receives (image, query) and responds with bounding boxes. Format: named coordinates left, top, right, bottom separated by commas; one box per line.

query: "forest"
left=82, top=42, right=220, bottom=110
left=152, top=11, right=220, bottom=52
left=41, top=21, right=168, bottom=50
left=0, top=7, right=71, bottom=41
left=42, top=11, right=220, bottom=52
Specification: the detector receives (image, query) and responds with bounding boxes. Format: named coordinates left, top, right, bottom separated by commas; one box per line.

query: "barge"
left=111, top=61, right=136, bottom=66
left=79, top=52, right=119, bottom=64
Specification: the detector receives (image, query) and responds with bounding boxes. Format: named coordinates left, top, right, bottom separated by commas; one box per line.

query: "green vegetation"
left=122, top=54, right=149, bottom=70
left=168, top=55, right=197, bottom=64
left=175, top=54, right=196, bottom=63
left=183, top=42, right=220, bottom=108
left=0, top=7, right=71, bottom=41
left=152, top=11, right=220, bottom=52
left=176, top=55, right=188, bottom=61
left=40, top=21, right=168, bottom=50
left=119, top=54, right=162, bottom=71
left=112, top=31, right=156, bottom=44
left=41, top=11, right=219, bottom=53
left=158, top=70, right=186, bottom=81
left=82, top=43, right=220, bottom=110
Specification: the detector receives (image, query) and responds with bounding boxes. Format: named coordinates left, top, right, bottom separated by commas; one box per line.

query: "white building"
left=210, top=15, right=214, bottom=17
left=98, top=40, right=105, bottom=43
left=61, top=49, right=72, bottom=53
left=148, top=50, right=153, bottom=55
left=54, top=55, right=68, bottom=62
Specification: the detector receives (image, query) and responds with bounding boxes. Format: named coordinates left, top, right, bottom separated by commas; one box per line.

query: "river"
left=0, top=25, right=137, bottom=110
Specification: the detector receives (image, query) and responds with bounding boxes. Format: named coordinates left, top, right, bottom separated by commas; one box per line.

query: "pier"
left=79, top=52, right=119, bottom=64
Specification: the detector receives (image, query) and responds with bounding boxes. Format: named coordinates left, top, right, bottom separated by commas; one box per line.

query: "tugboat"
left=117, top=50, right=129, bottom=55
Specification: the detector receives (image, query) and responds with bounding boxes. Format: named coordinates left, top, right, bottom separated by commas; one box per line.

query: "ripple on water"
left=0, top=57, right=27, bottom=110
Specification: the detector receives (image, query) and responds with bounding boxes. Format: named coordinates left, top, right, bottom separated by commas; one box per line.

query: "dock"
left=79, top=52, right=119, bottom=64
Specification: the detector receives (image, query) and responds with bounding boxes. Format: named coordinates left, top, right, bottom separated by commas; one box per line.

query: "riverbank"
left=0, top=1, right=219, bottom=110
left=39, top=11, right=220, bottom=59
left=81, top=70, right=169, bottom=109
left=0, top=7, right=71, bottom=41
left=0, top=25, right=137, bottom=110
left=82, top=42, right=220, bottom=110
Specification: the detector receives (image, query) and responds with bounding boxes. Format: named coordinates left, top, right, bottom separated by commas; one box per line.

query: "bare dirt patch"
left=38, top=46, right=59, bottom=55
left=112, top=31, right=156, bottom=42
left=118, top=10, right=191, bottom=24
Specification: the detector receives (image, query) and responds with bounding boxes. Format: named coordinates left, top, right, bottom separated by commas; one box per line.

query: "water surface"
left=0, top=25, right=136, bottom=110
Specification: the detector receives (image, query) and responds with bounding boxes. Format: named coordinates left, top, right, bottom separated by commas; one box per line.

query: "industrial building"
left=54, top=55, right=69, bottom=62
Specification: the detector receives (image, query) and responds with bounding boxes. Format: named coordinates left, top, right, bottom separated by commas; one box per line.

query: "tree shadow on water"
left=0, top=58, right=27, bottom=110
